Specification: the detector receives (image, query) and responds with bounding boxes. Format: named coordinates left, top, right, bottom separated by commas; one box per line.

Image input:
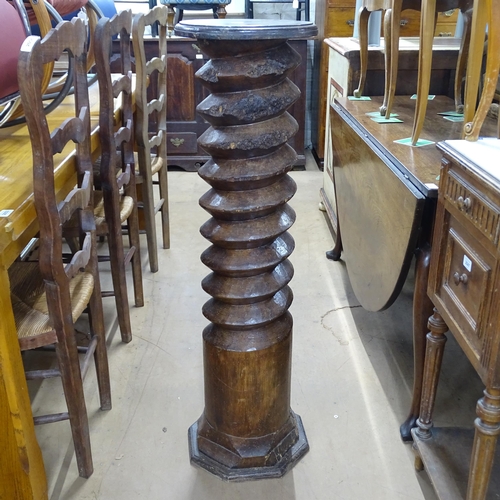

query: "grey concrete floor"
left=29, top=157, right=484, bottom=499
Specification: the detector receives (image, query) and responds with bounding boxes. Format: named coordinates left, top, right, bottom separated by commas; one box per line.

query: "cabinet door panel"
left=167, top=53, right=195, bottom=122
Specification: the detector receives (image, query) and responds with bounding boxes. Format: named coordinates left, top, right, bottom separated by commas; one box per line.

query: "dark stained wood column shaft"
left=175, top=19, right=317, bottom=481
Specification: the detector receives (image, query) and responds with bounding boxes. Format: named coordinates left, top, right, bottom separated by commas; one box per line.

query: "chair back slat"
left=64, top=232, right=92, bottom=279
left=146, top=55, right=166, bottom=76
left=149, top=130, right=163, bottom=149
left=114, top=118, right=133, bottom=147
left=50, top=106, right=89, bottom=155
left=147, top=94, right=165, bottom=116
left=57, top=170, right=92, bottom=225
left=112, top=73, right=132, bottom=99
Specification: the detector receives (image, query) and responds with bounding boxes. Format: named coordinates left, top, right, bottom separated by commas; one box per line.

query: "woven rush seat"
left=93, top=190, right=135, bottom=228
left=9, top=262, right=94, bottom=347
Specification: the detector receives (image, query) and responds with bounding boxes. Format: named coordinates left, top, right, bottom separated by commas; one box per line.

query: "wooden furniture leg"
left=411, top=0, right=437, bottom=145
left=216, top=4, right=227, bottom=17
left=167, top=5, right=175, bottom=33
left=380, top=8, right=393, bottom=115
left=0, top=266, right=47, bottom=499
left=454, top=8, right=472, bottom=112
left=464, top=0, right=500, bottom=141
left=463, top=0, right=487, bottom=128
left=400, top=243, right=434, bottom=441
left=466, top=389, right=500, bottom=500
left=353, top=6, right=371, bottom=98
left=414, top=308, right=448, bottom=442
left=385, top=0, right=403, bottom=118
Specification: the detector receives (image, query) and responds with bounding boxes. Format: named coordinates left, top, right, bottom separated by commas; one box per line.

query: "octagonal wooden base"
left=188, top=412, right=309, bottom=482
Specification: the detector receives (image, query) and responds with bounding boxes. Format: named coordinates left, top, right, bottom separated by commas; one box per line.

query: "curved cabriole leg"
left=385, top=0, right=403, bottom=118
left=466, top=389, right=500, bottom=500
left=414, top=309, right=448, bottom=442
left=400, top=244, right=433, bottom=441
left=380, top=8, right=392, bottom=115
left=454, top=8, right=472, bottom=113
left=464, top=0, right=500, bottom=141
left=411, top=0, right=437, bottom=145
left=354, top=7, right=371, bottom=98
left=462, top=0, right=487, bottom=133
left=189, top=37, right=309, bottom=480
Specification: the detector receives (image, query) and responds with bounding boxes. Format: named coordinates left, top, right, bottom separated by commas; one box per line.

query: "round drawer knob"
left=453, top=272, right=469, bottom=286
left=457, top=196, right=471, bottom=210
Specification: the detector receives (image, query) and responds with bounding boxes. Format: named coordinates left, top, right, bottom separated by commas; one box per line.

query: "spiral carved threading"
left=194, top=39, right=302, bottom=469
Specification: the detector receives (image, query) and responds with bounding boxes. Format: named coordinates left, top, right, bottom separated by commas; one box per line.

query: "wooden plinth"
left=175, top=19, right=317, bottom=480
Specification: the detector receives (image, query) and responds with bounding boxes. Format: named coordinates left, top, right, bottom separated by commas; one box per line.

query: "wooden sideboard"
left=123, top=37, right=308, bottom=171
left=312, top=5, right=461, bottom=162
left=413, top=139, right=500, bottom=500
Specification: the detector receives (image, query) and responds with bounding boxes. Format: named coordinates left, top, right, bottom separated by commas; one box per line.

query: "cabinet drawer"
left=328, top=0, right=355, bottom=7
left=326, top=7, right=356, bottom=37
left=399, top=9, right=421, bottom=37
left=443, top=169, right=500, bottom=246
left=167, top=132, right=198, bottom=154
left=435, top=23, right=456, bottom=37
left=438, top=216, right=494, bottom=357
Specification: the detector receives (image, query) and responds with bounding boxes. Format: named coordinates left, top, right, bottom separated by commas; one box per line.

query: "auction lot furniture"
left=175, top=18, right=317, bottom=480
left=413, top=139, right=500, bottom=499
left=312, top=0, right=461, bottom=161
left=0, top=80, right=108, bottom=499
left=328, top=94, right=498, bottom=441
left=320, top=36, right=462, bottom=248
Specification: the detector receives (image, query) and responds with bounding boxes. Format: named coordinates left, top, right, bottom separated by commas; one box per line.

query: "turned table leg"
left=175, top=19, right=317, bottom=481
left=466, top=389, right=500, bottom=500
left=414, top=309, right=448, bottom=442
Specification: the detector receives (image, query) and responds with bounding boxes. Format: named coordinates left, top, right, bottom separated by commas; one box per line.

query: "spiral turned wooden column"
left=175, top=20, right=317, bottom=481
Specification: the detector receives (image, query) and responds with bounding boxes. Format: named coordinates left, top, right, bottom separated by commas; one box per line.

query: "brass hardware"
left=457, top=196, right=471, bottom=210
left=400, top=19, right=409, bottom=26
left=170, top=137, right=185, bottom=147
left=346, top=19, right=354, bottom=27
left=453, top=272, right=469, bottom=286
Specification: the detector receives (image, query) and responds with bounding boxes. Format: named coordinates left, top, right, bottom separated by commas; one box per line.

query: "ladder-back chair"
left=12, top=17, right=111, bottom=478
left=133, top=6, right=170, bottom=273
left=92, top=10, right=144, bottom=343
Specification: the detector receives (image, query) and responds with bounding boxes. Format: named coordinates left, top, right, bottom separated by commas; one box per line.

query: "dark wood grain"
left=334, top=95, right=499, bottom=195
left=132, top=6, right=170, bottom=273
left=16, top=17, right=111, bottom=479
left=413, top=140, right=500, bottom=499
left=94, top=10, right=144, bottom=343
left=176, top=20, right=317, bottom=480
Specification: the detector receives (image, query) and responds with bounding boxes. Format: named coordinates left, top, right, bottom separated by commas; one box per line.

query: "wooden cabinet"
left=412, top=139, right=500, bottom=499
left=166, top=38, right=211, bottom=171
left=312, top=0, right=356, bottom=163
